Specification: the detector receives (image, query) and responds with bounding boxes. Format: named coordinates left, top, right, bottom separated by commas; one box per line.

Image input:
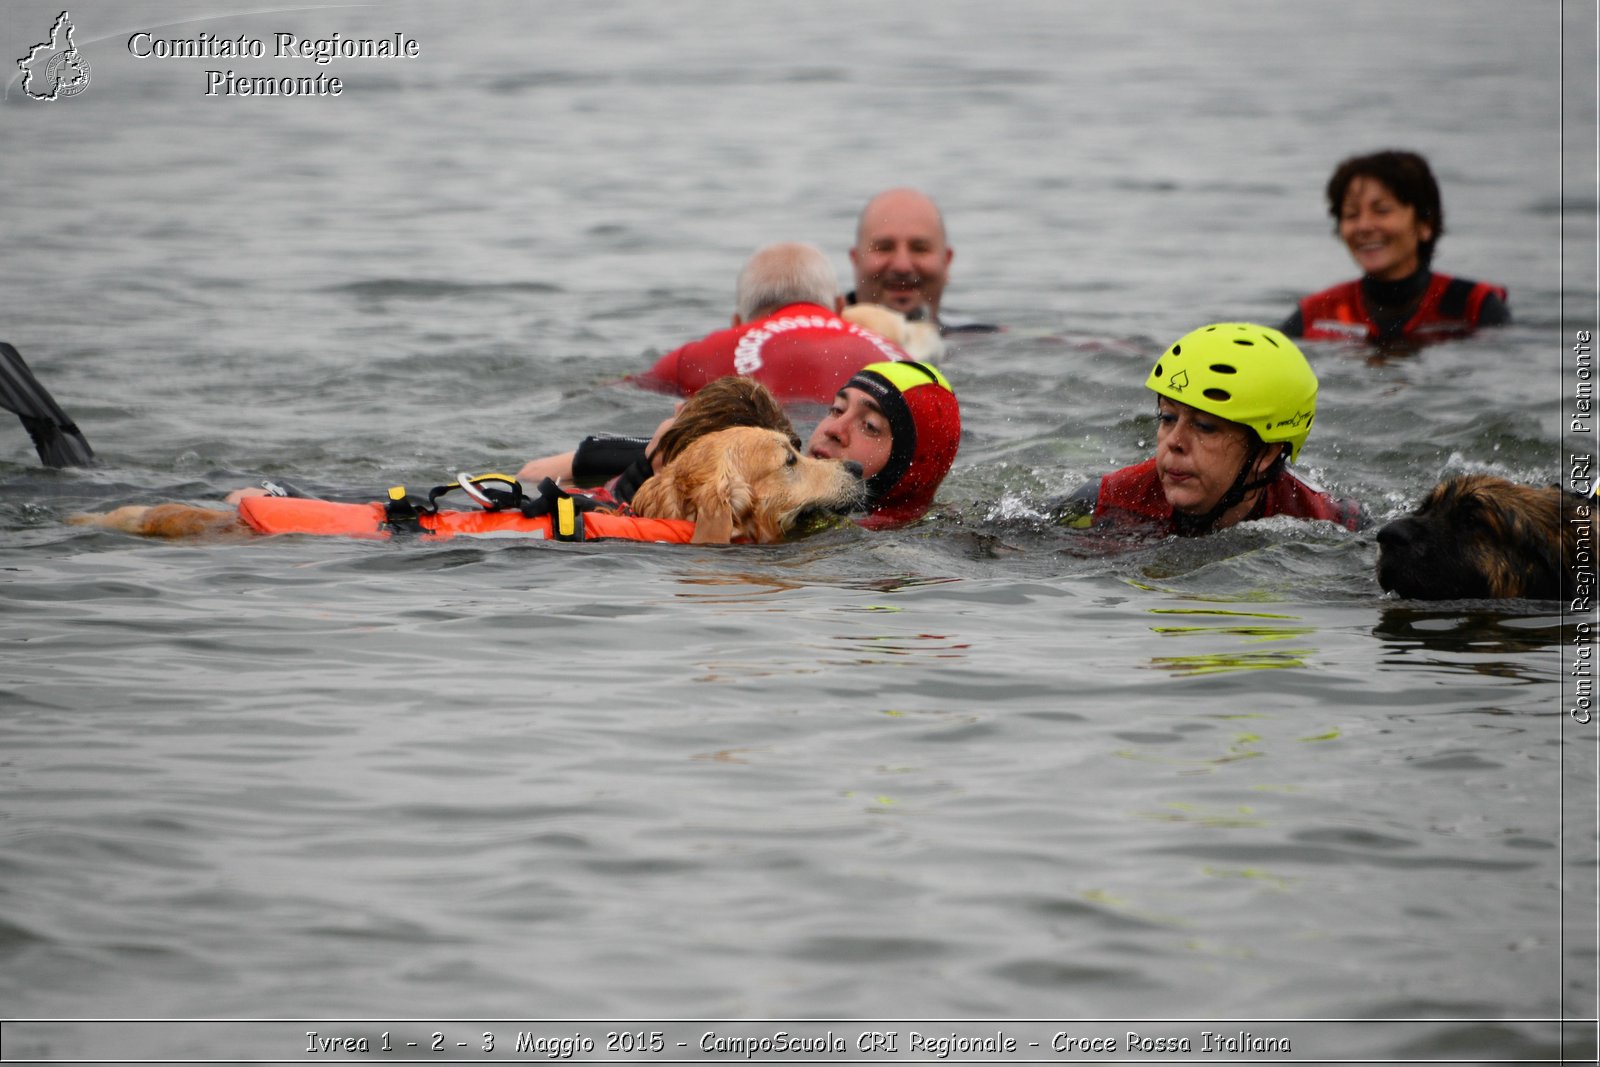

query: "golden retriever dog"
left=842, top=302, right=945, bottom=361
left=631, top=426, right=863, bottom=543
left=69, top=426, right=866, bottom=546
left=1376, top=475, right=1593, bottom=600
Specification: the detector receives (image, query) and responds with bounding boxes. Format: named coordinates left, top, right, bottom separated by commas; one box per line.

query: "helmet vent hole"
left=1203, top=388, right=1231, bottom=402
left=1153, top=362, right=1163, bottom=377
left=1232, top=338, right=1255, bottom=346
left=1209, top=363, right=1237, bottom=375
left=1170, top=344, right=1181, bottom=356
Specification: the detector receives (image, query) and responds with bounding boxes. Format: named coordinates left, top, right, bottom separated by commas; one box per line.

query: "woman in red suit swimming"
left=1282, top=149, right=1509, bottom=346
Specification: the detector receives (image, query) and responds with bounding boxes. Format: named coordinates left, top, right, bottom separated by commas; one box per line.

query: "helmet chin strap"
left=1170, top=441, right=1281, bottom=537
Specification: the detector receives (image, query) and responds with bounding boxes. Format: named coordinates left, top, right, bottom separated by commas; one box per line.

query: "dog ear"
left=688, top=464, right=750, bottom=544
left=1492, top=493, right=1565, bottom=599
left=687, top=449, right=759, bottom=544
left=1467, top=487, right=1559, bottom=599
left=689, top=498, right=736, bottom=544
left=632, top=435, right=750, bottom=542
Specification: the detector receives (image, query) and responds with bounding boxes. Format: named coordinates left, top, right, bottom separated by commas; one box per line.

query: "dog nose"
left=1375, top=518, right=1413, bottom=548
left=842, top=460, right=864, bottom=480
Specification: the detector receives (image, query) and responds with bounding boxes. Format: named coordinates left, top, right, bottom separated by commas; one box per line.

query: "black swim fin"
left=0, top=341, right=94, bottom=467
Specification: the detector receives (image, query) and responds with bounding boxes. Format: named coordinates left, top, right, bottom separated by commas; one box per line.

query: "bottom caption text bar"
left=2, top=1018, right=1594, bottom=1063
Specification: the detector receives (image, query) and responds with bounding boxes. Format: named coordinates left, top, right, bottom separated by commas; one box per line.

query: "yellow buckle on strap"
left=553, top=495, right=582, bottom=541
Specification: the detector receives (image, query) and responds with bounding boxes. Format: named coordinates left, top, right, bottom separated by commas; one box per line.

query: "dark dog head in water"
left=1376, top=475, right=1590, bottom=600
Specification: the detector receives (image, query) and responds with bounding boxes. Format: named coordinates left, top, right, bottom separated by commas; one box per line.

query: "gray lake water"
left=1, top=1, right=1597, bottom=1063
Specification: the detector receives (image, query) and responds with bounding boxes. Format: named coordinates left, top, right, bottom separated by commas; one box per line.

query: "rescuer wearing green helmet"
left=1060, top=323, right=1362, bottom=536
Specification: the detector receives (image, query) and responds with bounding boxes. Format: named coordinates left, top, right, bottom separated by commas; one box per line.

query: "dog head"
left=1376, top=475, right=1580, bottom=600
left=629, top=425, right=866, bottom=544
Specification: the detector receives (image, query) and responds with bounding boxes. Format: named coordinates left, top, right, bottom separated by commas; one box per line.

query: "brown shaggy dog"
left=70, top=426, right=865, bottom=546
left=1376, top=475, right=1593, bottom=600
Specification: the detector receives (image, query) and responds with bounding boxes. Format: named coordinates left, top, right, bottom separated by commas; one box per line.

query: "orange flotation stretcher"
left=235, top=474, right=696, bottom=544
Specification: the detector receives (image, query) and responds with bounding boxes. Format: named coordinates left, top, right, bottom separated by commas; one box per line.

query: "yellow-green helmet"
left=1145, top=323, right=1318, bottom=461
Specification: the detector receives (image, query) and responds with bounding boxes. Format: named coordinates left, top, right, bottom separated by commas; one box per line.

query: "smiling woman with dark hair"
left=1282, top=149, right=1509, bottom=346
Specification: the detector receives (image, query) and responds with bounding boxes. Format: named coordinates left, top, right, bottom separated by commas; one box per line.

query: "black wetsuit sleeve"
left=570, top=434, right=649, bottom=488
left=1279, top=307, right=1306, bottom=338
left=1478, top=291, right=1511, bottom=327
left=1047, top=478, right=1101, bottom=527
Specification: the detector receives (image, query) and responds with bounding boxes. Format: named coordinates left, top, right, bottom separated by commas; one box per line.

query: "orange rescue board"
left=237, top=496, right=696, bottom=543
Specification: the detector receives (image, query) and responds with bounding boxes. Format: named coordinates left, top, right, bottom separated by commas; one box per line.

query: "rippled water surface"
left=2, top=0, right=1597, bottom=1062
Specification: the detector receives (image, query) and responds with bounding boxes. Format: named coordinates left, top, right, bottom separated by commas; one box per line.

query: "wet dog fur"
left=69, top=426, right=866, bottom=546
left=1376, top=475, right=1592, bottom=600
left=842, top=302, right=945, bottom=362
left=70, top=502, right=252, bottom=540
left=630, top=426, right=864, bottom=543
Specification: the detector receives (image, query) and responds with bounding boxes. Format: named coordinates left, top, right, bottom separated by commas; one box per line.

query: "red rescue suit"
left=1297, top=273, right=1507, bottom=344
left=1093, top=458, right=1361, bottom=534
left=633, top=302, right=908, bottom=401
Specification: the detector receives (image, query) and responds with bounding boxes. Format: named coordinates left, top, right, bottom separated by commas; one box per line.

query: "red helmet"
left=842, top=361, right=961, bottom=528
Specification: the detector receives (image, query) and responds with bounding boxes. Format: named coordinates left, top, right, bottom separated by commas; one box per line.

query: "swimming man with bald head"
left=847, top=187, right=996, bottom=334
